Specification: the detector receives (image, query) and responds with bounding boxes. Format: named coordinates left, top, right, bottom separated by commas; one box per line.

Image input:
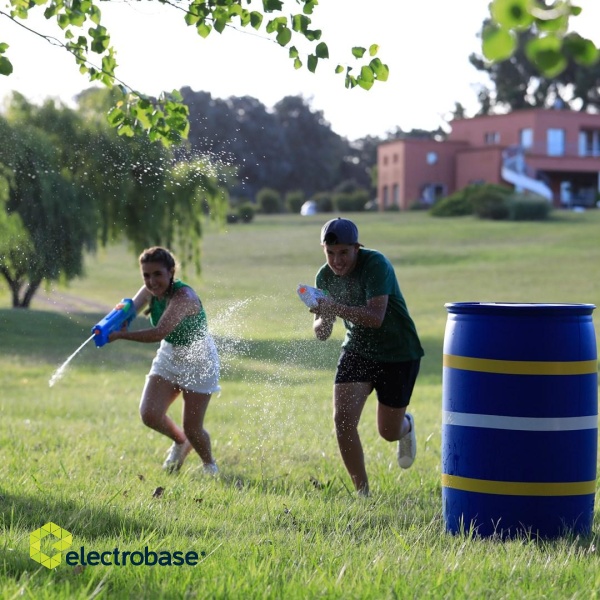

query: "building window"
left=520, top=128, right=533, bottom=149
left=392, top=184, right=399, bottom=206
left=383, top=156, right=388, bottom=165
left=426, top=151, right=438, bottom=165
left=484, top=131, right=500, bottom=144
left=393, top=154, right=398, bottom=163
left=382, top=185, right=389, bottom=207
left=579, top=129, right=600, bottom=156
left=547, top=128, right=565, bottom=156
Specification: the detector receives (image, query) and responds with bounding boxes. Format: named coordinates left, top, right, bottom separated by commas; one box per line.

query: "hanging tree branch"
left=0, top=0, right=389, bottom=146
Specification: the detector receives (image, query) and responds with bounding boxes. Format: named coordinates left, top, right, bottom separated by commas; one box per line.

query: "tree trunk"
left=21, top=279, right=41, bottom=308
left=0, top=267, right=39, bottom=308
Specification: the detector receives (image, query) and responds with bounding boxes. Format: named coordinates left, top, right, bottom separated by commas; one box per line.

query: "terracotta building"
left=377, top=109, right=600, bottom=210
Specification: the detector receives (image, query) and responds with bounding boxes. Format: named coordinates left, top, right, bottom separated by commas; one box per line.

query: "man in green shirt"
left=312, top=218, right=423, bottom=496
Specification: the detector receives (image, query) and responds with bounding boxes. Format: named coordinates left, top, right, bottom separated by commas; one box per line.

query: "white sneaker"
left=202, top=462, right=219, bottom=476
left=163, top=440, right=193, bottom=473
left=398, top=413, right=416, bottom=469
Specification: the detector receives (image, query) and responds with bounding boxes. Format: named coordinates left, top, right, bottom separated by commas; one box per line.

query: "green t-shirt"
left=149, top=280, right=208, bottom=346
left=315, top=248, right=424, bottom=362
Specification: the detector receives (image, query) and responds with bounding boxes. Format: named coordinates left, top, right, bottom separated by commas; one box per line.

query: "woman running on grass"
left=109, top=246, right=220, bottom=475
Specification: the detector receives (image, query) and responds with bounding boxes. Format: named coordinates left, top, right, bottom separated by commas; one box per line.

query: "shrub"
left=354, top=188, right=371, bottom=210
left=285, top=190, right=305, bottom=214
left=257, top=188, right=283, bottom=214
left=430, top=183, right=513, bottom=218
left=430, top=193, right=473, bottom=217
left=313, top=192, right=334, bottom=213
left=471, top=188, right=510, bottom=220
left=237, top=202, right=255, bottom=223
left=508, top=194, right=551, bottom=221
left=333, top=188, right=369, bottom=212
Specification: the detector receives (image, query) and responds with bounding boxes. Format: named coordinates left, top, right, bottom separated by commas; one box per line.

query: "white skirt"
left=148, top=336, right=221, bottom=394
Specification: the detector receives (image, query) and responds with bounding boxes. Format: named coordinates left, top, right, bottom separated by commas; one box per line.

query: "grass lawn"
left=1, top=209, right=600, bottom=599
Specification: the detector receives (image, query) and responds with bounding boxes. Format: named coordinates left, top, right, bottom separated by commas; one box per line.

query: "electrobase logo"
left=30, top=522, right=201, bottom=569
left=30, top=523, right=73, bottom=570
left=64, top=546, right=200, bottom=567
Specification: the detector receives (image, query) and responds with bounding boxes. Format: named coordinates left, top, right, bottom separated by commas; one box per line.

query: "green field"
left=1, top=210, right=600, bottom=599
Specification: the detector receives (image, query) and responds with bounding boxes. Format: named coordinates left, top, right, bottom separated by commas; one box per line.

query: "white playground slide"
left=501, top=146, right=553, bottom=201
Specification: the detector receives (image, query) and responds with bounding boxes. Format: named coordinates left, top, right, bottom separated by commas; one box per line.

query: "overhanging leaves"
left=2, top=0, right=389, bottom=146
left=487, top=0, right=599, bottom=78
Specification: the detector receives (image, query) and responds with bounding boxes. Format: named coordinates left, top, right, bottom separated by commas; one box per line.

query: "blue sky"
left=1, top=0, right=599, bottom=140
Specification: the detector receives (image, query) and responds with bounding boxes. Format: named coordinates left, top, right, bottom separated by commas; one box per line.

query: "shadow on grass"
left=216, top=334, right=443, bottom=383
left=0, top=309, right=444, bottom=383
left=0, top=309, right=158, bottom=366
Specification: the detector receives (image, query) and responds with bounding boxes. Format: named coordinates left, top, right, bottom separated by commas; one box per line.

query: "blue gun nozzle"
left=91, top=298, right=135, bottom=348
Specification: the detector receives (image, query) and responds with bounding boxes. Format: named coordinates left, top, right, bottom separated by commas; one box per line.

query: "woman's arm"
left=132, top=285, right=152, bottom=313
left=109, top=287, right=200, bottom=344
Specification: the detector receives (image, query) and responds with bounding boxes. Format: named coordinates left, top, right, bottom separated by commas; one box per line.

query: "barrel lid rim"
left=445, top=301, right=596, bottom=312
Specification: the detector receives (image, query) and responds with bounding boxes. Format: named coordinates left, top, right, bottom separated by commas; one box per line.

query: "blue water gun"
left=92, top=298, right=136, bottom=347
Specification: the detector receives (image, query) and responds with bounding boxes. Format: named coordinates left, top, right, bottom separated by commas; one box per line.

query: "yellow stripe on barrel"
left=442, top=474, right=597, bottom=496
left=443, top=354, right=598, bottom=375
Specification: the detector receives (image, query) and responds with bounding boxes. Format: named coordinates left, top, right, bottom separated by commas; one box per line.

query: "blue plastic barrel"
left=442, top=303, right=598, bottom=538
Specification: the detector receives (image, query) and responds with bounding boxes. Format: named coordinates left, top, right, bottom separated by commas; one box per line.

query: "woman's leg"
left=181, top=390, right=214, bottom=466
left=139, top=375, right=186, bottom=443
left=333, top=382, right=372, bottom=494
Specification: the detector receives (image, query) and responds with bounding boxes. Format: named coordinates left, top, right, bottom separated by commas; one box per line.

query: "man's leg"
left=376, top=404, right=410, bottom=442
left=333, top=382, right=372, bottom=494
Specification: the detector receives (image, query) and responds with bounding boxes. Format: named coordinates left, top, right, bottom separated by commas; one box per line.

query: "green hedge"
left=508, top=195, right=551, bottom=220
left=471, top=188, right=511, bottom=220
left=286, top=190, right=305, bottom=214
left=430, top=183, right=552, bottom=221
left=332, top=189, right=369, bottom=212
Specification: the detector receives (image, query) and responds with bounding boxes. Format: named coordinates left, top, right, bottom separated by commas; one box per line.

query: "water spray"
left=49, top=335, right=95, bottom=387
left=48, top=298, right=136, bottom=387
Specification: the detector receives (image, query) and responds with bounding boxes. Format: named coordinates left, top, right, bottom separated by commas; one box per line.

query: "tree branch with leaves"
left=482, top=0, right=598, bottom=77
left=0, top=0, right=389, bottom=146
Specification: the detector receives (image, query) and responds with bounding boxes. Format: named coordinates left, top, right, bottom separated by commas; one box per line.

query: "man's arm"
left=313, top=313, right=335, bottom=341
left=313, top=295, right=388, bottom=329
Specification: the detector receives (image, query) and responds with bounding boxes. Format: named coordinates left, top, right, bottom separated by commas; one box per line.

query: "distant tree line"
left=176, top=88, right=382, bottom=203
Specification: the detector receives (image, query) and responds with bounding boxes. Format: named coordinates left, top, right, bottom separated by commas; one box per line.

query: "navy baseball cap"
left=321, top=218, right=362, bottom=245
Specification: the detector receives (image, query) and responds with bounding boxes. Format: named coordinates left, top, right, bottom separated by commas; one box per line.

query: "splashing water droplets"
left=210, top=298, right=255, bottom=374
left=49, top=335, right=95, bottom=387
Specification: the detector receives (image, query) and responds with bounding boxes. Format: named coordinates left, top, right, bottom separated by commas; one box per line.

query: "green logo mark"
left=30, top=522, right=72, bottom=569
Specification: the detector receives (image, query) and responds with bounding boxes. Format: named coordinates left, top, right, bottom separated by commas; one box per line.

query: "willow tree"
left=0, top=91, right=228, bottom=307
left=0, top=109, right=97, bottom=307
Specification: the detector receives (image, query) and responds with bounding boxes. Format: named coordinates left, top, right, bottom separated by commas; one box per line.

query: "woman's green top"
left=149, top=280, right=208, bottom=346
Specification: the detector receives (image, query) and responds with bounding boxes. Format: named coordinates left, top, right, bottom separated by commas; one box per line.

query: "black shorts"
left=334, top=349, right=420, bottom=409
